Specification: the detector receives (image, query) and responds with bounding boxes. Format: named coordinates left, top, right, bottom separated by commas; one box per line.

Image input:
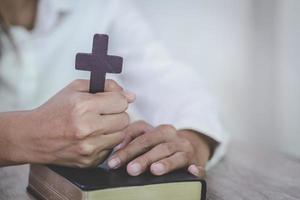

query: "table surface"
left=1, top=140, right=300, bottom=200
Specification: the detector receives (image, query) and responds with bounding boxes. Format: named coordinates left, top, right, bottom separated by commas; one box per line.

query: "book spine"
left=28, top=165, right=85, bottom=200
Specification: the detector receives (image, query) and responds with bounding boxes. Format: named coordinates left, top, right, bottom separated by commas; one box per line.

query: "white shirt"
left=0, top=0, right=229, bottom=169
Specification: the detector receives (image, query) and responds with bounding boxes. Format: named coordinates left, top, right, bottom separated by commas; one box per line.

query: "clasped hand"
left=6, top=79, right=210, bottom=177
left=108, top=121, right=209, bottom=177
left=6, top=79, right=134, bottom=167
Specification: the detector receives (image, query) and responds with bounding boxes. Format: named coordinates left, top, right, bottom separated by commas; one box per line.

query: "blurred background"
left=134, top=0, right=300, bottom=158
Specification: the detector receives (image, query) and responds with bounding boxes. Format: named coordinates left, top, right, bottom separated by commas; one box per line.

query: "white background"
left=134, top=0, right=300, bottom=157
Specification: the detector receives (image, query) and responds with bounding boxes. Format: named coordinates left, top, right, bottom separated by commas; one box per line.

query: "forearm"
left=0, top=111, right=32, bottom=166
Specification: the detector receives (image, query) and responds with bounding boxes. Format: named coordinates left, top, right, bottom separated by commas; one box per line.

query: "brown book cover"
left=28, top=164, right=206, bottom=200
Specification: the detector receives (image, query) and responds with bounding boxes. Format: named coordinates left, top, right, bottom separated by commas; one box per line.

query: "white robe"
left=0, top=0, right=229, bottom=169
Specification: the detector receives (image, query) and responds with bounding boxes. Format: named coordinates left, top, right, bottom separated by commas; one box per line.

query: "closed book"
left=27, top=164, right=206, bottom=200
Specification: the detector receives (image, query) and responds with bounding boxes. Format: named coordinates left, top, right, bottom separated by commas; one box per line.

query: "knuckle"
left=157, top=125, right=177, bottom=141
left=181, top=139, right=193, bottom=152
left=136, top=120, right=151, bottom=130
left=77, top=141, right=96, bottom=156
left=137, top=120, right=147, bottom=126
left=72, top=121, right=90, bottom=140
left=158, top=124, right=176, bottom=135
left=70, top=94, right=88, bottom=116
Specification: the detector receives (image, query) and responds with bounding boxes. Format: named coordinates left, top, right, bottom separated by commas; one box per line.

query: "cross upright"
left=75, top=34, right=123, bottom=93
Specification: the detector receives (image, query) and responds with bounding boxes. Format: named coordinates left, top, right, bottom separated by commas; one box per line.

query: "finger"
left=86, top=92, right=130, bottom=114
left=150, top=152, right=189, bottom=176
left=101, top=131, right=127, bottom=150
left=95, top=113, right=130, bottom=134
left=126, top=142, right=178, bottom=176
left=114, top=120, right=153, bottom=151
left=70, top=79, right=135, bottom=103
left=77, top=112, right=129, bottom=138
left=104, top=79, right=123, bottom=92
left=104, top=80, right=135, bottom=102
left=78, top=131, right=126, bottom=156
left=108, top=128, right=169, bottom=169
left=187, top=164, right=206, bottom=178
left=71, top=79, right=122, bottom=92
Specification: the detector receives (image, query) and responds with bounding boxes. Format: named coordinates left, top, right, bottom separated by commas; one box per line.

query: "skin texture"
left=0, top=79, right=135, bottom=167
left=109, top=121, right=217, bottom=177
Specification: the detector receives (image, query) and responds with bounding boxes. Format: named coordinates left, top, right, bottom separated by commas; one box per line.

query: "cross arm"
left=75, top=53, right=93, bottom=71
left=105, top=55, right=123, bottom=73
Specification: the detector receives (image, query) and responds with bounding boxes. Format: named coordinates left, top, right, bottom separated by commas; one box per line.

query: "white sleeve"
left=108, top=0, right=229, bottom=169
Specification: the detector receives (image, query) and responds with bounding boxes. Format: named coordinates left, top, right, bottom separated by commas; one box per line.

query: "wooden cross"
left=75, top=34, right=123, bottom=93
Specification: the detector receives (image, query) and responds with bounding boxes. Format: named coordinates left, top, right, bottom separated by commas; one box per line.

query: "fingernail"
left=128, top=163, right=142, bottom=176
left=151, top=163, right=165, bottom=175
left=108, top=157, right=121, bottom=169
left=123, top=91, right=136, bottom=102
left=188, top=165, right=199, bottom=177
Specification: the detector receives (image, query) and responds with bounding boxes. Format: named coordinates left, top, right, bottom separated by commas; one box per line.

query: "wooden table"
left=1, top=140, right=300, bottom=200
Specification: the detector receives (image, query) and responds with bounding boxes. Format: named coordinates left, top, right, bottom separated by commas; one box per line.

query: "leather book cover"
left=28, top=165, right=206, bottom=200
left=48, top=165, right=206, bottom=192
